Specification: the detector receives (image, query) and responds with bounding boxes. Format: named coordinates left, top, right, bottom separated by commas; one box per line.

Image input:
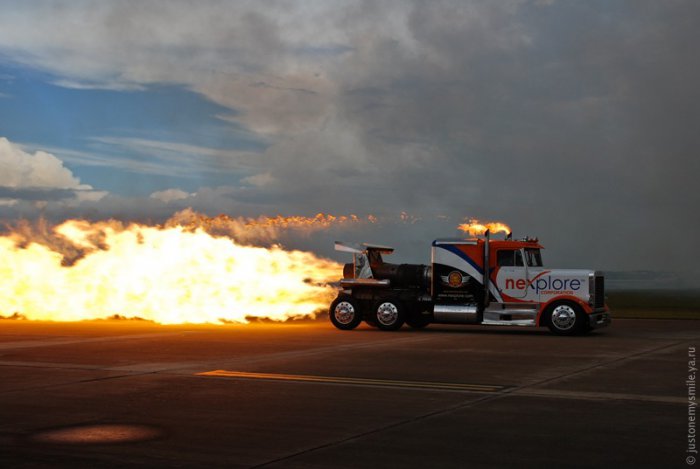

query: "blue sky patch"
left=0, top=63, right=266, bottom=195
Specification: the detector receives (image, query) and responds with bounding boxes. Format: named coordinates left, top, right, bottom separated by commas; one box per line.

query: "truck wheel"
left=372, top=300, right=405, bottom=331
left=329, top=298, right=363, bottom=330
left=546, top=302, right=585, bottom=336
left=406, top=313, right=430, bottom=329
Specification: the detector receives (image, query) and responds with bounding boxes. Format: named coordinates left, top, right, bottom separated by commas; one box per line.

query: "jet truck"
left=329, top=232, right=610, bottom=335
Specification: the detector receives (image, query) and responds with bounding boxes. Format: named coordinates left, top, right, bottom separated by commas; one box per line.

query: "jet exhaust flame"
left=0, top=218, right=341, bottom=324
left=457, top=219, right=512, bottom=236
left=165, top=208, right=376, bottom=245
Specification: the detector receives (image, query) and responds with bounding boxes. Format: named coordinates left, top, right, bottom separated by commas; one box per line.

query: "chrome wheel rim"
left=334, top=301, right=356, bottom=325
left=376, top=302, right=399, bottom=326
left=551, top=305, right=576, bottom=330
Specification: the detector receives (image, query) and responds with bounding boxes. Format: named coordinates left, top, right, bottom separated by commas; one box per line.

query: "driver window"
left=497, top=250, right=524, bottom=267
left=354, top=253, right=373, bottom=278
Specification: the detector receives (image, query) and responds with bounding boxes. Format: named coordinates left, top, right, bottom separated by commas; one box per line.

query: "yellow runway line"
left=196, top=370, right=507, bottom=393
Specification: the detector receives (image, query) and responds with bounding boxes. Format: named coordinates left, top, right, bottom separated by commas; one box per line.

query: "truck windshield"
left=525, top=248, right=543, bottom=267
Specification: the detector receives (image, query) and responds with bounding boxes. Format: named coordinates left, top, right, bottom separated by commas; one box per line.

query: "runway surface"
left=0, top=318, right=697, bottom=468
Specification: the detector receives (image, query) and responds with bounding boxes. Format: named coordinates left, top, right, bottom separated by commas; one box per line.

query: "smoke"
left=3, top=217, right=129, bottom=266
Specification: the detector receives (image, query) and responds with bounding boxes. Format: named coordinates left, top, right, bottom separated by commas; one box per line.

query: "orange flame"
left=244, top=213, right=364, bottom=228
left=165, top=209, right=375, bottom=245
left=0, top=219, right=341, bottom=324
left=457, top=219, right=512, bottom=236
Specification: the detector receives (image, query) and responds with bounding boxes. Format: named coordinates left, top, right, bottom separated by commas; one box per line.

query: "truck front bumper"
left=589, top=309, right=611, bottom=329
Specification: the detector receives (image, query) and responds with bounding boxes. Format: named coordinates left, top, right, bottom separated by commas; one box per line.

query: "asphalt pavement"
left=0, top=318, right=697, bottom=468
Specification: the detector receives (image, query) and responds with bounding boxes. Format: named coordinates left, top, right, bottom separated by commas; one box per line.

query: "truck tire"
left=329, top=298, right=363, bottom=330
left=545, top=302, right=586, bottom=336
left=406, top=312, right=430, bottom=329
left=372, top=300, right=405, bottom=331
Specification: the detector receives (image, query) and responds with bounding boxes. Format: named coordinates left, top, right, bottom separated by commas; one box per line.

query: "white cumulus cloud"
left=0, top=136, right=105, bottom=203
left=150, top=188, right=193, bottom=203
left=0, top=137, right=84, bottom=189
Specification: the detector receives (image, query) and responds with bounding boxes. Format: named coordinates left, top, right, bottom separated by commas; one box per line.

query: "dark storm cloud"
left=0, top=1, right=698, bottom=275
left=315, top=0, right=700, bottom=271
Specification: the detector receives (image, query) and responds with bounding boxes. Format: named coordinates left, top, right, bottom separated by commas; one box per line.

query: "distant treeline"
left=606, top=289, right=700, bottom=319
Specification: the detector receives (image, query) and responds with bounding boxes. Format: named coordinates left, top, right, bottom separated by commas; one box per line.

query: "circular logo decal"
left=447, top=271, right=464, bottom=288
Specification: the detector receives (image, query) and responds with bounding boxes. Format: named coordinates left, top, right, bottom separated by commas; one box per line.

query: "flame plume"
left=0, top=219, right=341, bottom=324
left=457, top=219, right=512, bottom=236
left=165, top=208, right=375, bottom=245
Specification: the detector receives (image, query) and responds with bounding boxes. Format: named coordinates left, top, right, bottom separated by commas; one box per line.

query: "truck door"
left=495, top=248, right=529, bottom=299
left=523, top=247, right=545, bottom=303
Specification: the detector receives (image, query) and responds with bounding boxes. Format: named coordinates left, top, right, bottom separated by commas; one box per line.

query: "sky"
left=0, top=0, right=698, bottom=277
